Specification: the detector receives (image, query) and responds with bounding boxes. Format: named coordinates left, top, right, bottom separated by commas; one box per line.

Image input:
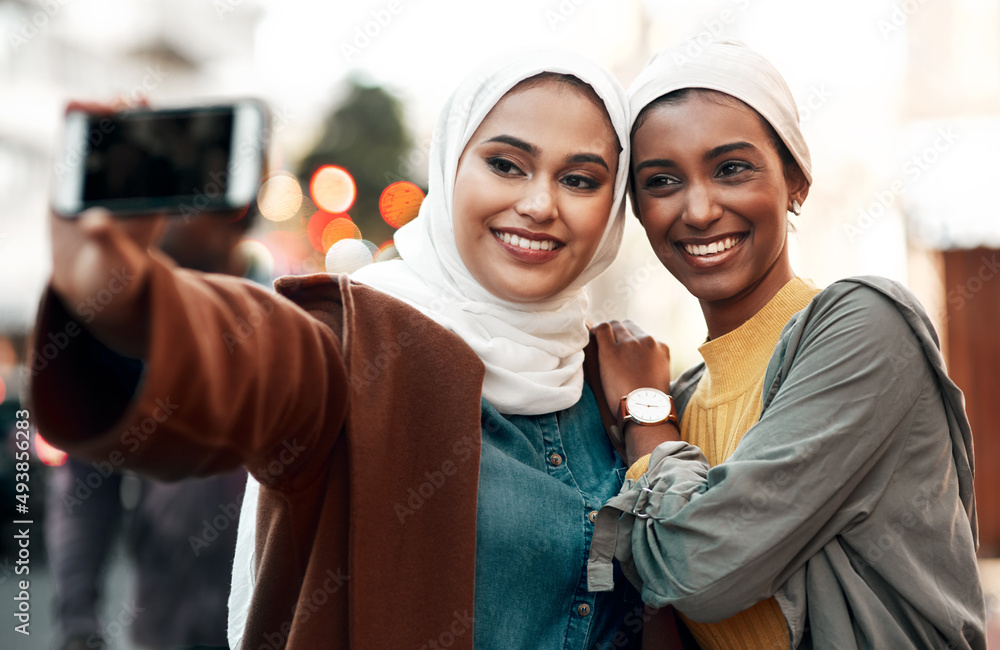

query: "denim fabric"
left=475, top=382, right=642, bottom=649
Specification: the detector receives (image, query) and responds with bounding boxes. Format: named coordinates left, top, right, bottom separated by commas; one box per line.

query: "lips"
left=492, top=229, right=562, bottom=252
left=681, top=234, right=744, bottom=257
left=674, top=233, right=747, bottom=268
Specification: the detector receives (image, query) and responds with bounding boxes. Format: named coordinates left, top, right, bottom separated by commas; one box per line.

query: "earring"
left=790, top=200, right=802, bottom=215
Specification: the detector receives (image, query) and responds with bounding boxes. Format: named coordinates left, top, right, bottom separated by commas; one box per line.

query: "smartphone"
left=52, top=100, right=268, bottom=217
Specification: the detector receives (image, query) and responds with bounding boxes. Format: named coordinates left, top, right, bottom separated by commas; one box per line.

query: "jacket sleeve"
left=600, top=284, right=932, bottom=620
left=29, top=254, right=350, bottom=489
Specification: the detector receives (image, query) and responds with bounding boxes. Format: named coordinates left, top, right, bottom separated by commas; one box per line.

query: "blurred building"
left=901, top=0, right=1000, bottom=555
left=0, top=0, right=263, bottom=338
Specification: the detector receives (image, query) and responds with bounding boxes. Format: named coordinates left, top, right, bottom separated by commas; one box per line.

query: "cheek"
left=452, top=169, right=486, bottom=241
left=454, top=168, right=510, bottom=233
left=635, top=195, right=677, bottom=237
left=573, top=194, right=614, bottom=253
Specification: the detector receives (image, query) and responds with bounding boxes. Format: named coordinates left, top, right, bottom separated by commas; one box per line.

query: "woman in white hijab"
left=224, top=48, right=651, bottom=648
left=588, top=40, right=984, bottom=649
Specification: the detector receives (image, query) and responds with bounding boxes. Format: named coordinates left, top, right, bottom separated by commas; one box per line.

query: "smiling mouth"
left=680, top=235, right=745, bottom=257
left=492, top=229, right=561, bottom=252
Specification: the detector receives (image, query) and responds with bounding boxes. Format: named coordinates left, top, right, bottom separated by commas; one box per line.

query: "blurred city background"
left=0, top=0, right=998, bottom=647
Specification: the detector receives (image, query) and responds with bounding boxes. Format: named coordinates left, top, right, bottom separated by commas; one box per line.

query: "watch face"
left=627, top=389, right=671, bottom=424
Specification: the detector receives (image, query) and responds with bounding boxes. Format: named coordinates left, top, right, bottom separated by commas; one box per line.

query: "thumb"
left=78, top=208, right=166, bottom=252
left=49, top=208, right=160, bottom=318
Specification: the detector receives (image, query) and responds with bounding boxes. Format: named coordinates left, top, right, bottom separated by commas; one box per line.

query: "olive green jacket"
left=589, top=277, right=984, bottom=649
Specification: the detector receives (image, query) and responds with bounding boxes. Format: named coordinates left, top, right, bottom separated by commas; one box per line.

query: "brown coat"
left=31, top=256, right=485, bottom=649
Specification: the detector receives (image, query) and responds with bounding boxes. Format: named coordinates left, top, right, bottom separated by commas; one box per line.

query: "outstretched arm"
left=33, top=209, right=349, bottom=485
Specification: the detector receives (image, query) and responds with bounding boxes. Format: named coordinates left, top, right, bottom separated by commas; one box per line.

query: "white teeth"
left=494, top=230, right=558, bottom=252
left=684, top=236, right=741, bottom=256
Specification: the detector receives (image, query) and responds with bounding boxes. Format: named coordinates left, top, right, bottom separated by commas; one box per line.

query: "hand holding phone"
left=49, top=206, right=164, bottom=358
left=52, top=100, right=268, bottom=217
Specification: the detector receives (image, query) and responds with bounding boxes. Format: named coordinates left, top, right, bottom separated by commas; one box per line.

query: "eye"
left=486, top=156, right=524, bottom=177
left=716, top=161, right=753, bottom=177
left=644, top=173, right=680, bottom=189
left=562, top=174, right=601, bottom=190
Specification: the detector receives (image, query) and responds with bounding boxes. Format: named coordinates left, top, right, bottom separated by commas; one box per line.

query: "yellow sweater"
left=679, top=277, right=820, bottom=650
left=628, top=278, right=820, bottom=649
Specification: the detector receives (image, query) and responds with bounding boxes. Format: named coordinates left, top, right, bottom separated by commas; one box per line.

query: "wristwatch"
left=617, top=388, right=678, bottom=431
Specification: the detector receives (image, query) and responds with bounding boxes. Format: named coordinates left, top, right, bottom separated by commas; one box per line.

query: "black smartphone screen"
left=82, top=109, right=234, bottom=204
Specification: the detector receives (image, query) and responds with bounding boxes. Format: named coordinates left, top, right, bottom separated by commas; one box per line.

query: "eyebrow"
left=704, top=141, right=756, bottom=160
left=483, top=135, right=537, bottom=155
left=566, top=153, right=610, bottom=171
left=633, top=141, right=758, bottom=173
left=483, top=135, right=610, bottom=171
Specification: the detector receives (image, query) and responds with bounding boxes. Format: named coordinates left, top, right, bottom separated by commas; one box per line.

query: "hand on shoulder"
left=592, top=319, right=672, bottom=417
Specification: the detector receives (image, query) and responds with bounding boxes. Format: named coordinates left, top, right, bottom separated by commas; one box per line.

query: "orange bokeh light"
left=379, top=181, right=425, bottom=228
left=310, top=166, right=357, bottom=214
left=321, top=218, right=362, bottom=252
left=307, top=211, right=343, bottom=253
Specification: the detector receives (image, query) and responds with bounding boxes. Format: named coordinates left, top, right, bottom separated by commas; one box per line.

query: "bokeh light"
left=361, top=240, right=379, bottom=258
left=0, top=376, right=5, bottom=403
left=310, top=165, right=357, bottom=214
left=379, top=181, right=425, bottom=228
left=257, top=171, right=303, bottom=222
left=321, top=217, right=362, bottom=252
left=236, top=238, right=275, bottom=280
left=375, top=242, right=400, bottom=262
left=307, top=211, right=343, bottom=253
left=35, top=433, right=68, bottom=467
left=375, top=239, right=399, bottom=262
left=325, top=239, right=373, bottom=274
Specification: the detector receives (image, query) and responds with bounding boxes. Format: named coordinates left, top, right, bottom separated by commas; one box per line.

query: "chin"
left=679, top=276, right=742, bottom=303
left=498, top=289, right=552, bottom=304
left=494, top=280, right=560, bottom=303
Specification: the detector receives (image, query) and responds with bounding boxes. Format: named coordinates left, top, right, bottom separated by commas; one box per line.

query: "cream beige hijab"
left=628, top=39, right=812, bottom=185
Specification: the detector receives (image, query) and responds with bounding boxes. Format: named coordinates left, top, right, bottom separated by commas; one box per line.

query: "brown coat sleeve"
left=30, top=254, right=349, bottom=488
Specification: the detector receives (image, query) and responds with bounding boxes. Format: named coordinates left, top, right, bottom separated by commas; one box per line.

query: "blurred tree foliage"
left=298, top=75, right=415, bottom=247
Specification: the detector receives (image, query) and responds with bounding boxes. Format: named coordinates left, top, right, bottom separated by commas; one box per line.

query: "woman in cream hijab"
left=228, top=48, right=648, bottom=648
left=589, top=40, right=984, bottom=649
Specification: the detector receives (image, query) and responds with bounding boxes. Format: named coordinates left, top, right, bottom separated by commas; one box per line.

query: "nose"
left=682, top=182, right=723, bottom=230
left=514, top=181, right=556, bottom=223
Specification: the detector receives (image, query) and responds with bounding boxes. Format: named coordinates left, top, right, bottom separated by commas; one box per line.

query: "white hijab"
left=352, top=47, right=630, bottom=416
left=228, top=50, right=628, bottom=648
left=628, top=39, right=812, bottom=185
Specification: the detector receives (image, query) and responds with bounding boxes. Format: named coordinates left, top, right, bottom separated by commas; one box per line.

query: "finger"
left=76, top=207, right=115, bottom=237
left=78, top=208, right=159, bottom=256
left=592, top=321, right=616, bottom=346
left=65, top=100, right=116, bottom=116
left=116, top=213, right=168, bottom=250
left=619, top=318, right=652, bottom=340
left=609, top=319, right=638, bottom=344
left=111, top=94, right=147, bottom=112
